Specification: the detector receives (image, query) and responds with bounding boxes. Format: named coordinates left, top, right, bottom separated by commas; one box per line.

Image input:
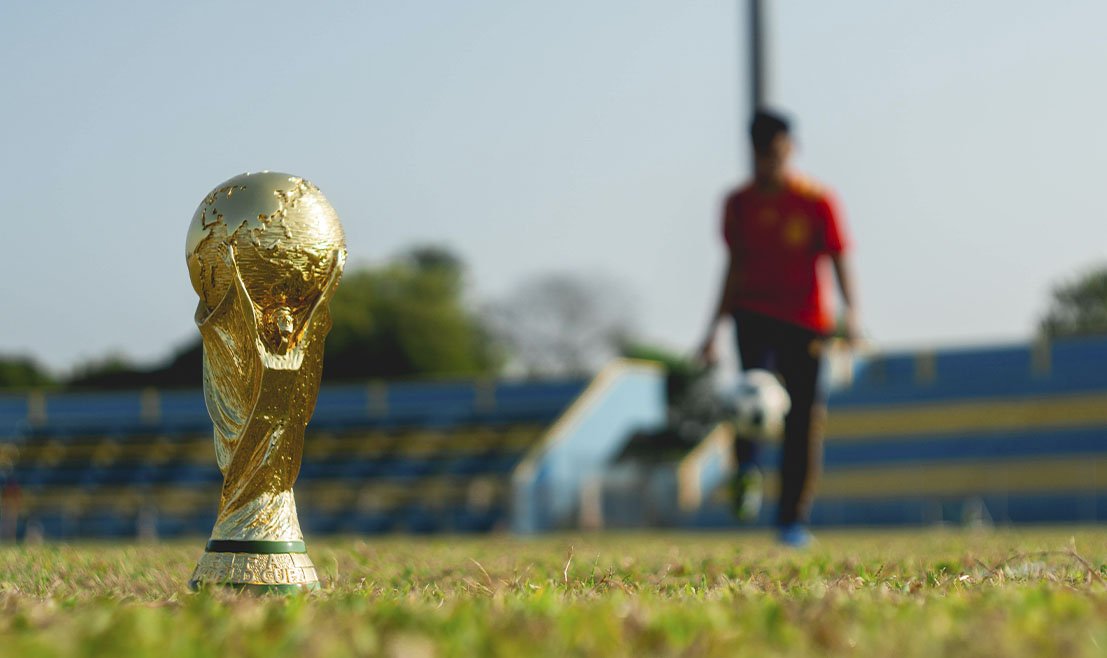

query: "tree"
left=64, top=245, right=501, bottom=389
left=67, top=353, right=143, bottom=390
left=1039, top=265, right=1107, bottom=339
left=486, top=273, right=637, bottom=376
left=0, top=355, right=54, bottom=390
left=324, top=246, right=501, bottom=380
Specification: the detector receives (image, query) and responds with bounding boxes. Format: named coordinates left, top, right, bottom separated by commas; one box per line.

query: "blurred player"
left=698, top=109, right=860, bottom=547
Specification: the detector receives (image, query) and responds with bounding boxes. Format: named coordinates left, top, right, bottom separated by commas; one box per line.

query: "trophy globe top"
left=185, top=172, right=346, bottom=352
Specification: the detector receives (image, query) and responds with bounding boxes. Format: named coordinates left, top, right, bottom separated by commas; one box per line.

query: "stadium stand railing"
left=684, top=336, right=1107, bottom=528
left=0, top=377, right=587, bottom=540
left=7, top=336, right=1107, bottom=540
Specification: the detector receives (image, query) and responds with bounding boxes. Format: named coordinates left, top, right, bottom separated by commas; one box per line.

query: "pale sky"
left=2, top=1, right=1106, bottom=373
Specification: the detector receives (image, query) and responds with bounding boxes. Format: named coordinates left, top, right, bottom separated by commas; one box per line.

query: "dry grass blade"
left=1065, top=538, right=1107, bottom=587
left=980, top=544, right=1107, bottom=588
left=563, top=545, right=574, bottom=587
left=469, top=557, right=495, bottom=590
left=591, top=571, right=632, bottom=594
left=461, top=576, right=494, bottom=596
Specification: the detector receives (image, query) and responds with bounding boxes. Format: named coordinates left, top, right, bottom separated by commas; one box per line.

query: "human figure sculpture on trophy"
left=184, top=171, right=346, bottom=592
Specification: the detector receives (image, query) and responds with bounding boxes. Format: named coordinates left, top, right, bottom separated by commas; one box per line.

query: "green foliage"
left=619, top=341, right=699, bottom=380
left=324, top=247, right=501, bottom=380
left=59, top=245, right=501, bottom=389
left=0, top=356, right=54, bottom=390
left=1040, top=265, right=1107, bottom=339
left=619, top=341, right=712, bottom=421
left=2, top=530, right=1107, bottom=657
left=66, top=354, right=142, bottom=390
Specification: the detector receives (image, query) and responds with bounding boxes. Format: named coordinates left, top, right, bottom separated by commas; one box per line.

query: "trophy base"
left=188, top=540, right=321, bottom=593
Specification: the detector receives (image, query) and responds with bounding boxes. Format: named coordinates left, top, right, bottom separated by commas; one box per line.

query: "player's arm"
left=820, top=189, right=860, bottom=346
left=699, top=252, right=741, bottom=365
left=830, top=252, right=860, bottom=345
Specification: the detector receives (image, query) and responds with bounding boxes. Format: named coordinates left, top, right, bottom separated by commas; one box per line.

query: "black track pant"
left=732, top=309, right=826, bottom=526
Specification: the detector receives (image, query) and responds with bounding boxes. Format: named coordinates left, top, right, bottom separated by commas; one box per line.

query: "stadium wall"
left=511, top=359, right=666, bottom=533
left=687, top=336, right=1107, bottom=528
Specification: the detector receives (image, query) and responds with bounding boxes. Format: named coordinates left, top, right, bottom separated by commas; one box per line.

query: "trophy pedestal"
left=188, top=540, right=321, bottom=593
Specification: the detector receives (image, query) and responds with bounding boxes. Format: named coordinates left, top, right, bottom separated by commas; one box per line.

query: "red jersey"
left=721, top=175, right=849, bottom=332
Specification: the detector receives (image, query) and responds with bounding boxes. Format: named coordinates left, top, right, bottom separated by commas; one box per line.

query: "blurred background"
left=2, top=1, right=1107, bottom=541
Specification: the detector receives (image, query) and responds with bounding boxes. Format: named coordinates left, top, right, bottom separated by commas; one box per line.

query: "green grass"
left=3, top=528, right=1107, bottom=657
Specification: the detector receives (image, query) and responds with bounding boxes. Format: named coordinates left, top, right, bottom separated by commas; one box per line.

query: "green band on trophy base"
left=205, top=539, right=307, bottom=554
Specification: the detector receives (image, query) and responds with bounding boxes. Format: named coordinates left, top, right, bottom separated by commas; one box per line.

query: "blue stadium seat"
left=351, top=510, right=397, bottom=534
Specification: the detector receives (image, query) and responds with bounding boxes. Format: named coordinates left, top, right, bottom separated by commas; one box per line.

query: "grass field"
left=3, top=528, right=1107, bottom=657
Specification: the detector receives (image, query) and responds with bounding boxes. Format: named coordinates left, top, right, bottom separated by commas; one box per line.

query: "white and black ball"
left=731, top=369, right=791, bottom=441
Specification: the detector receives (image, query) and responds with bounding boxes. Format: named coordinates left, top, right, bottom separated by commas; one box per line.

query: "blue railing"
left=687, top=335, right=1107, bottom=528
left=1, top=377, right=589, bottom=440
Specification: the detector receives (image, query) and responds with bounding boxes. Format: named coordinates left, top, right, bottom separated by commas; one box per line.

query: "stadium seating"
left=8, top=337, right=1107, bottom=539
left=685, top=336, right=1107, bottom=528
left=0, top=379, right=586, bottom=540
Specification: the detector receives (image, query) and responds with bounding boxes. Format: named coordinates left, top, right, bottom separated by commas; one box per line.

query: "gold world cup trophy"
left=184, top=172, right=346, bottom=592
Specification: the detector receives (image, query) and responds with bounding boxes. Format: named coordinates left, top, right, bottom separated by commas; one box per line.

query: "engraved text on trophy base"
left=190, top=551, right=319, bottom=587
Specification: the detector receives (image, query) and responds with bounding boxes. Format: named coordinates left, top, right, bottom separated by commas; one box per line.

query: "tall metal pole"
left=746, top=0, right=767, bottom=171
left=749, top=0, right=766, bottom=113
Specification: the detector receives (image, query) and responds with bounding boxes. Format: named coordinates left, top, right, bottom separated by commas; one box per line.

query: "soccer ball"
left=731, top=369, right=791, bottom=441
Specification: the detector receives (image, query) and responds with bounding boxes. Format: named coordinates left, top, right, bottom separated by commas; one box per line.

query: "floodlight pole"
left=749, top=0, right=766, bottom=113
left=746, top=0, right=768, bottom=170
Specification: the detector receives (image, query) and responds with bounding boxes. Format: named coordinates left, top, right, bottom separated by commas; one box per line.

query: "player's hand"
left=698, top=337, right=718, bottom=366
left=841, top=308, right=862, bottom=348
